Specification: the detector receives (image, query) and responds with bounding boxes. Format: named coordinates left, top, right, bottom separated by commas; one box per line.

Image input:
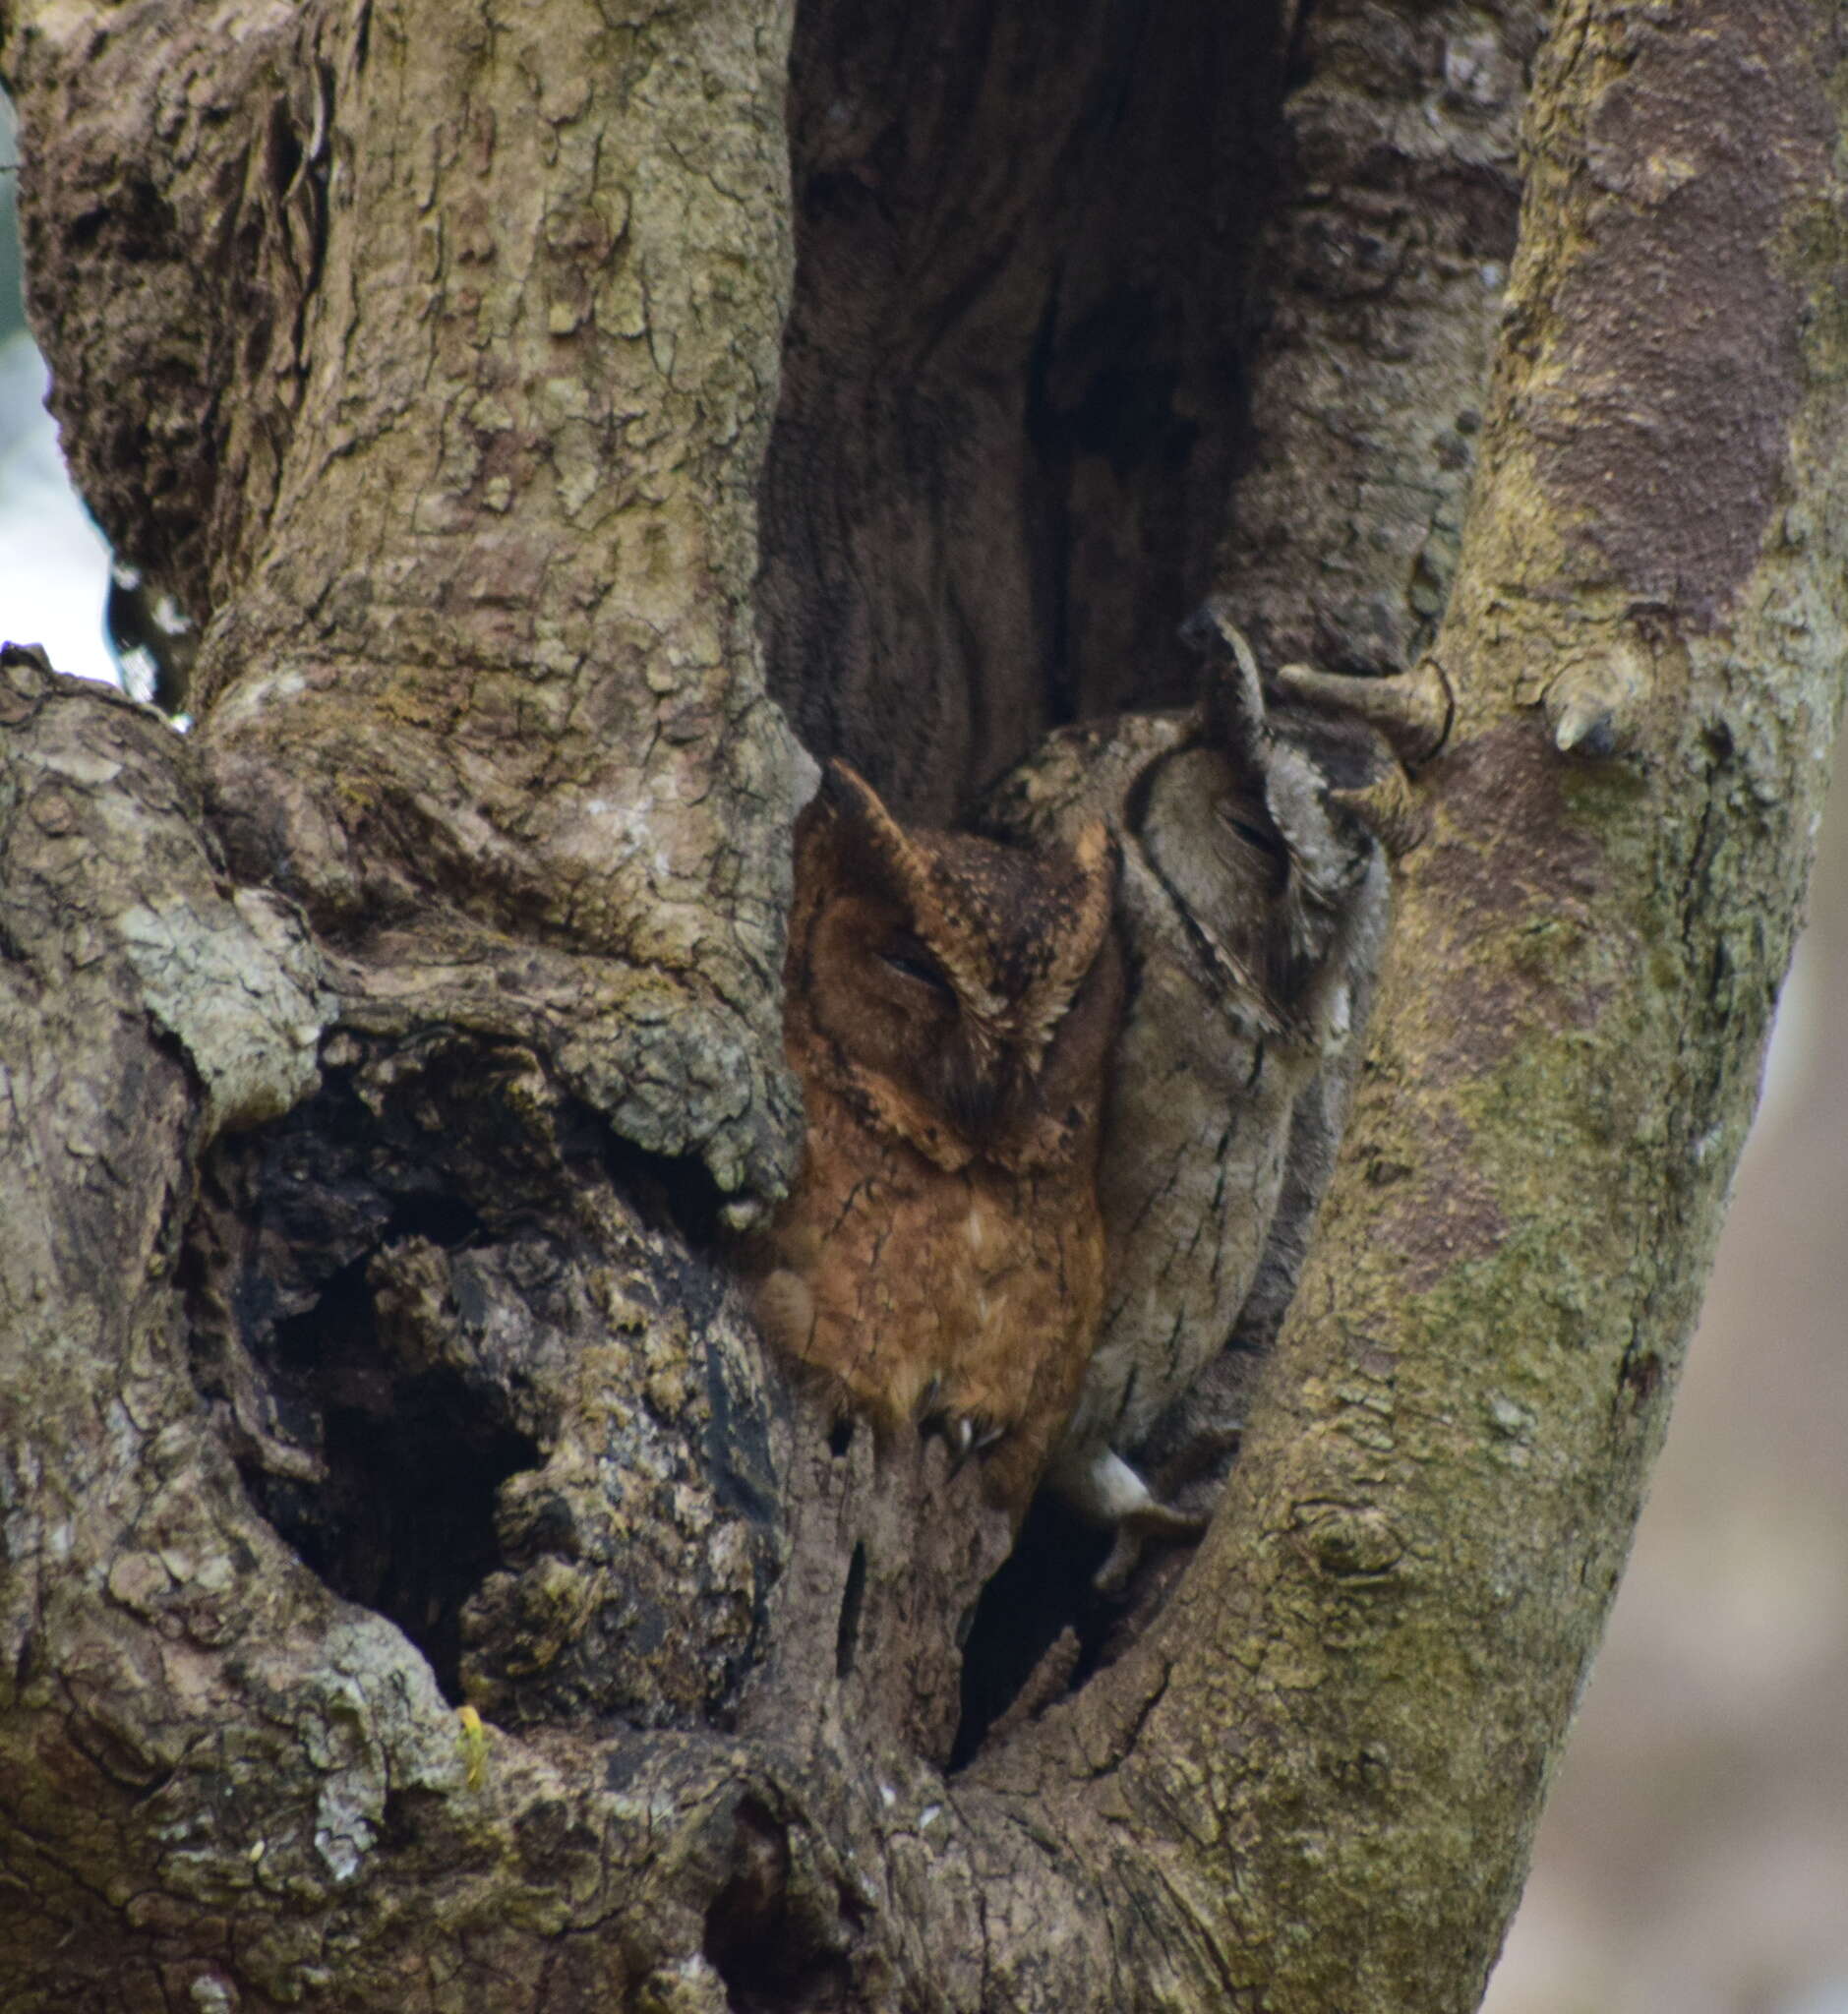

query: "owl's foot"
left=1048, top=1447, right=1212, bottom=1591
left=1093, top=1498, right=1210, bottom=1595
left=940, top=1412, right=1007, bottom=1475
left=914, top=1385, right=1008, bottom=1473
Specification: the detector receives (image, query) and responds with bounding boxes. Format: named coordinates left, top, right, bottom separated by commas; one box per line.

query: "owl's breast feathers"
left=751, top=1071, right=1106, bottom=1512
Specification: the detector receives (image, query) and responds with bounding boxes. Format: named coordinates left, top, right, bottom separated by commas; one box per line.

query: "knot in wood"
left=1295, top=1502, right=1404, bottom=1580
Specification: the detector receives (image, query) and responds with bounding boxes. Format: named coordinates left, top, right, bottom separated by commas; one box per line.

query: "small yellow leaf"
left=456, top=1704, right=489, bottom=1792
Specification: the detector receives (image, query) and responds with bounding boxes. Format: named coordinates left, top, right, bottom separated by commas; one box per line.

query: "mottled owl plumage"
left=746, top=761, right=1121, bottom=1519
left=980, top=605, right=1394, bottom=1571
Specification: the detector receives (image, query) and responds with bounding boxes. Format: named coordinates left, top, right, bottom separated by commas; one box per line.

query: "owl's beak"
left=937, top=1021, right=1014, bottom=1143
left=941, top=1070, right=1005, bottom=1142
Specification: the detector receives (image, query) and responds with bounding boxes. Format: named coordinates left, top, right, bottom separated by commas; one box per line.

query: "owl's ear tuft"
left=1182, top=598, right=1272, bottom=766
left=815, top=761, right=931, bottom=911
left=816, top=758, right=885, bottom=824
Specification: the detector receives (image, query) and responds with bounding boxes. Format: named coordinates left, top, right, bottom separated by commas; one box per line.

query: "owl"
left=980, top=604, right=1395, bottom=1578
left=745, top=760, right=1121, bottom=1520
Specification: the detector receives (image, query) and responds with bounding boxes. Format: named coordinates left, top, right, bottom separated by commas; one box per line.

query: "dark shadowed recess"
left=757, top=0, right=1298, bottom=825
left=952, top=1494, right=1111, bottom=1766
left=178, top=1057, right=544, bottom=1702
left=261, top=1264, right=537, bottom=1702
left=178, top=1041, right=743, bottom=1708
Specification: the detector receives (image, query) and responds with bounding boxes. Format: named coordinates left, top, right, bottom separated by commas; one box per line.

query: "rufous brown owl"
left=745, top=761, right=1121, bottom=1520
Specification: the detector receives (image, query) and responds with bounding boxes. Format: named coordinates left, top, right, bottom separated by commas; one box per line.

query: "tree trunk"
left=1, top=0, right=1843, bottom=2008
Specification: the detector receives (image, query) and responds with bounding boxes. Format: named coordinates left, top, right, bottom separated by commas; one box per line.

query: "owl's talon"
left=921, top=1410, right=1001, bottom=1477
left=1093, top=1530, right=1141, bottom=1595
left=1094, top=1500, right=1210, bottom=1595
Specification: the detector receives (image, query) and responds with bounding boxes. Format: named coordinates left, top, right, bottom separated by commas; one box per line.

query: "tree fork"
left=2, top=0, right=1845, bottom=2010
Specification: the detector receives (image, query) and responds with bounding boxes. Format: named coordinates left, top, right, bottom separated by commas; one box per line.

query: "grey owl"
left=980, top=604, right=1396, bottom=1576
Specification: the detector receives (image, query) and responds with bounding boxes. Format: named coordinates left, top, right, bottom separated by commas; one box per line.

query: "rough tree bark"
left=2, top=1, right=1843, bottom=2010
